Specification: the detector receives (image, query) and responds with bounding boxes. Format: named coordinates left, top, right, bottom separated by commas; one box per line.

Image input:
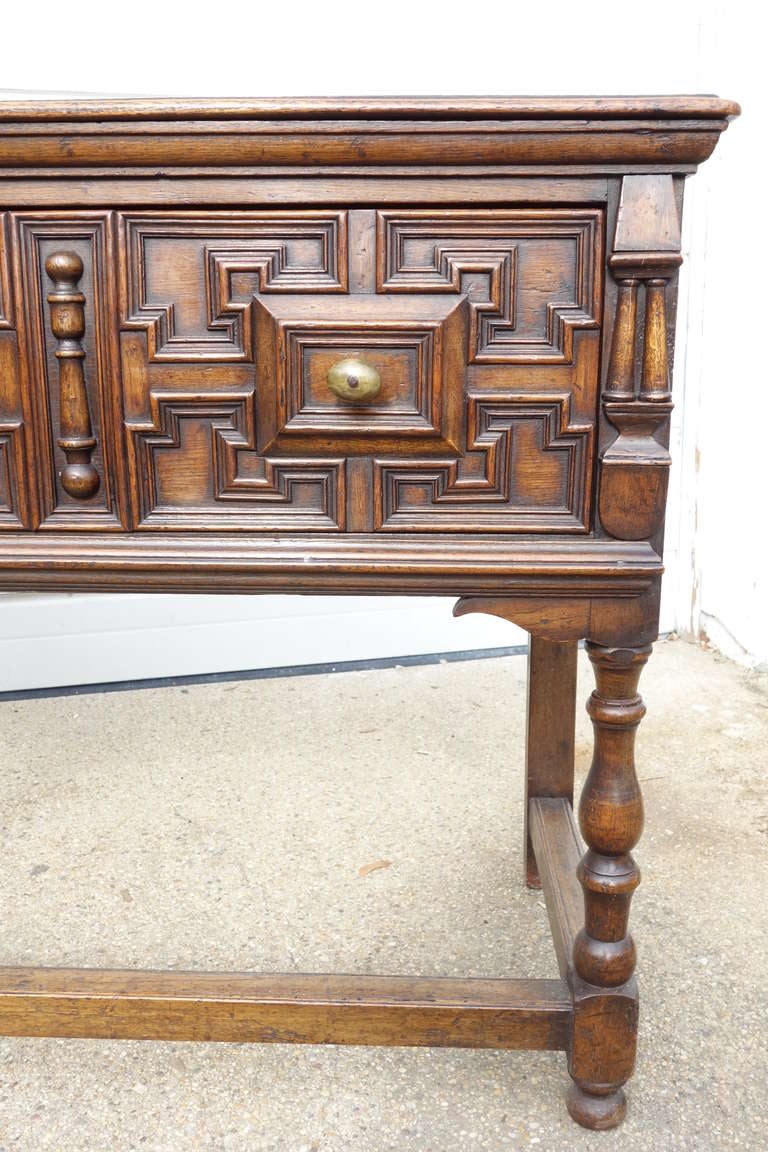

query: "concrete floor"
left=0, top=636, right=765, bottom=1150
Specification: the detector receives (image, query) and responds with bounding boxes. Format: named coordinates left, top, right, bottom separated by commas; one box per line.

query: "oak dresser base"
left=0, top=95, right=738, bottom=1131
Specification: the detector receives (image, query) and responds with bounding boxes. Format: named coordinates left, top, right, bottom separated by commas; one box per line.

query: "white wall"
left=679, top=17, right=767, bottom=666
left=0, top=0, right=761, bottom=689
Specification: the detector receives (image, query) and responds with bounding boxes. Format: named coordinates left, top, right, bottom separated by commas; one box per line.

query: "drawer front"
left=3, top=207, right=604, bottom=534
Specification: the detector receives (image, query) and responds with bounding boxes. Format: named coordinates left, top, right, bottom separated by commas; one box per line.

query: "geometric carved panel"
left=129, top=396, right=345, bottom=530
left=120, top=212, right=348, bottom=362
left=377, top=209, right=602, bottom=363
left=108, top=206, right=604, bottom=536
left=374, top=393, right=593, bottom=532
left=112, top=206, right=605, bottom=536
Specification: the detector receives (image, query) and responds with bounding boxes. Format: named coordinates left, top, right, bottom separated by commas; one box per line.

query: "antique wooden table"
left=0, top=97, right=737, bottom=1129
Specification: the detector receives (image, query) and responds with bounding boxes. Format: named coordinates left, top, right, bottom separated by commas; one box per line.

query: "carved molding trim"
left=374, top=392, right=593, bottom=532
left=377, top=209, right=602, bottom=363
left=0, top=217, right=26, bottom=527
left=282, top=328, right=437, bottom=435
left=0, top=422, right=25, bottom=527
left=0, top=215, right=13, bottom=330
left=120, top=213, right=348, bottom=362
left=129, top=394, right=345, bottom=530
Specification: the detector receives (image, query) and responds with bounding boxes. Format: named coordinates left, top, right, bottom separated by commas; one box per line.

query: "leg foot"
left=566, top=1082, right=627, bottom=1130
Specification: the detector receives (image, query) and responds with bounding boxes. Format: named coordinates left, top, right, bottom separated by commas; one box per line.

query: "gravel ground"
left=0, top=636, right=765, bottom=1150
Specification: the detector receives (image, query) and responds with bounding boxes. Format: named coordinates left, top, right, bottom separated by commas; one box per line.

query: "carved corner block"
left=598, top=175, right=681, bottom=541
left=599, top=402, right=672, bottom=540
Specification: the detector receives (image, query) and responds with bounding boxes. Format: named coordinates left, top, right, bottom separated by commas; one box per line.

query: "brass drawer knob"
left=327, top=358, right=381, bottom=403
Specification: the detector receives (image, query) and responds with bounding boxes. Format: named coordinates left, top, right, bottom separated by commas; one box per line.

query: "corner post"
left=598, top=174, right=680, bottom=542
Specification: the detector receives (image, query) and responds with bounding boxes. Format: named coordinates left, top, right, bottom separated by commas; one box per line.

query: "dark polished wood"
left=0, top=96, right=737, bottom=1130
left=0, top=969, right=571, bottom=1048
left=44, top=251, right=100, bottom=500
left=0, top=96, right=738, bottom=170
left=567, top=642, right=650, bottom=1128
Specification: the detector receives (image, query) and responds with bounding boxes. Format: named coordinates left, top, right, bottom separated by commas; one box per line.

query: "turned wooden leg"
left=567, top=642, right=651, bottom=1130
left=524, top=636, right=577, bottom=887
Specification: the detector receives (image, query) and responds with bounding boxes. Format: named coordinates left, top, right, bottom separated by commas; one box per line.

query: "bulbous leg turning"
left=567, top=642, right=651, bottom=1130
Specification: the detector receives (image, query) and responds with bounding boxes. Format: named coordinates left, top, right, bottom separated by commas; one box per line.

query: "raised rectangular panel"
left=253, top=293, right=468, bottom=455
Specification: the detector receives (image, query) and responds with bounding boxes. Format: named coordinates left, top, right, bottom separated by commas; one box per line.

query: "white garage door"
left=0, top=594, right=527, bottom=693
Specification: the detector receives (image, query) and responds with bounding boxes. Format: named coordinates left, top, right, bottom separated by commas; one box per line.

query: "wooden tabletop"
left=0, top=96, right=741, bottom=121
